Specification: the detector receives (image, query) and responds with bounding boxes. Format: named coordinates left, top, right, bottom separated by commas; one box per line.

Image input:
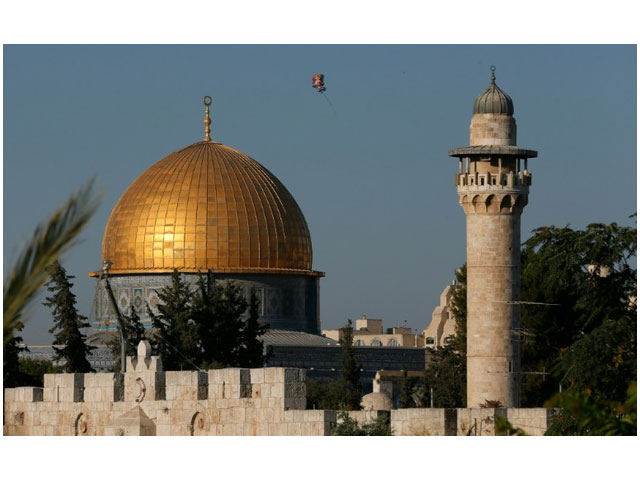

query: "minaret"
left=449, top=66, right=537, bottom=407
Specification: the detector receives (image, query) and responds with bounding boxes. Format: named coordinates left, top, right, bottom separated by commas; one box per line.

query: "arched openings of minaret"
left=471, top=195, right=484, bottom=214
left=485, top=194, right=500, bottom=214
left=500, top=195, right=513, bottom=213
left=513, top=194, right=527, bottom=212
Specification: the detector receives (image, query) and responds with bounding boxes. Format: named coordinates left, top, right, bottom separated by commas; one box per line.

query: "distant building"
left=422, top=284, right=456, bottom=348
left=322, top=316, right=425, bottom=347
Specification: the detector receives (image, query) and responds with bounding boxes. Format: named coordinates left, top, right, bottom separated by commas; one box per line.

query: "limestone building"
left=422, top=284, right=456, bottom=348
left=91, top=98, right=324, bottom=334
left=449, top=67, right=537, bottom=407
left=323, top=316, right=425, bottom=347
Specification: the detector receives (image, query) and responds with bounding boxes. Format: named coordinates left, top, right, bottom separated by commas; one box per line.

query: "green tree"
left=339, top=318, right=362, bottom=410
left=305, top=319, right=363, bottom=411
left=398, top=369, right=417, bottom=408
left=546, top=381, right=636, bottom=436
left=419, top=265, right=468, bottom=408
left=4, top=322, right=26, bottom=387
left=149, top=270, right=199, bottom=371
left=43, top=261, right=95, bottom=373
left=107, top=306, right=146, bottom=372
left=520, top=221, right=636, bottom=406
left=17, top=358, right=63, bottom=387
left=449, top=265, right=467, bottom=356
left=191, top=273, right=264, bottom=368
left=332, top=411, right=393, bottom=436
left=422, top=344, right=466, bottom=407
left=236, top=291, right=268, bottom=367
left=306, top=379, right=349, bottom=410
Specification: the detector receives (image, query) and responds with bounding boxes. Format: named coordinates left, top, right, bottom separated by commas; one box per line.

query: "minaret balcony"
left=455, top=171, right=531, bottom=190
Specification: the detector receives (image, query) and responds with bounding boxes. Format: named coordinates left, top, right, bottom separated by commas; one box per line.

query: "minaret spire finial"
left=490, top=65, right=496, bottom=84
left=203, top=96, right=212, bottom=142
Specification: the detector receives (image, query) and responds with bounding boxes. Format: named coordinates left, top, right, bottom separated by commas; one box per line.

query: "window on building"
left=371, top=338, right=382, bottom=346
left=354, top=339, right=364, bottom=346
left=387, top=339, right=399, bottom=346
left=426, top=337, right=435, bottom=345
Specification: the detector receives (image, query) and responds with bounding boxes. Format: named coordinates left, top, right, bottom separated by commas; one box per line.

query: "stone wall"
left=3, top=342, right=329, bottom=436
left=391, top=409, right=457, bottom=436
left=3, top=343, right=555, bottom=436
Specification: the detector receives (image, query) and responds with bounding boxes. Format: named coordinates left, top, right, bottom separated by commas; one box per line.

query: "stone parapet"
left=43, top=373, right=84, bottom=403
left=83, top=372, right=124, bottom=402
left=165, top=371, right=208, bottom=401
left=391, top=408, right=456, bottom=436
left=1, top=342, right=554, bottom=436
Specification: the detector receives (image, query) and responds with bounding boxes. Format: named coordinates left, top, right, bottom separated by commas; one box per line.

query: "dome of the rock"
left=92, top=102, right=322, bottom=334
left=101, top=141, right=313, bottom=275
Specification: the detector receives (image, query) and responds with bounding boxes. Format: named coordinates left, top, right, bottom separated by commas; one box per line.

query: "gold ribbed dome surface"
left=101, top=141, right=316, bottom=275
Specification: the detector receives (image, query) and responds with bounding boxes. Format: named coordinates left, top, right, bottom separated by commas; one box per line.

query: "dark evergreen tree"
left=17, top=358, right=62, bottom=387
left=43, top=261, right=94, bottom=373
left=236, top=291, right=268, bottom=367
left=339, top=318, right=362, bottom=410
left=4, top=319, right=26, bottom=387
left=449, top=265, right=467, bottom=356
left=148, top=269, right=199, bottom=371
left=192, top=273, right=245, bottom=368
left=191, top=272, right=269, bottom=368
left=107, top=305, right=146, bottom=372
left=422, top=344, right=466, bottom=407
left=306, top=319, right=363, bottom=411
left=398, top=369, right=417, bottom=408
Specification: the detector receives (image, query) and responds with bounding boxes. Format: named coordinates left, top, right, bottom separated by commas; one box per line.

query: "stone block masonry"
left=3, top=343, right=554, bottom=436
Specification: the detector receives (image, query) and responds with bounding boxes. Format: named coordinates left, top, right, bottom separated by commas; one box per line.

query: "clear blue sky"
left=3, top=45, right=637, bottom=344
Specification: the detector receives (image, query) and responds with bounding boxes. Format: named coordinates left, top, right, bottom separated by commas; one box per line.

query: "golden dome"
left=99, top=141, right=318, bottom=276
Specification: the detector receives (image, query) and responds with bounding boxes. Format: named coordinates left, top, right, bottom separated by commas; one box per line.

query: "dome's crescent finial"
left=203, top=96, right=212, bottom=141
left=490, top=65, right=496, bottom=84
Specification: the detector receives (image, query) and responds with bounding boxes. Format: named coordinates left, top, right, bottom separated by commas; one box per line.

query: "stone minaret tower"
left=449, top=67, right=537, bottom=407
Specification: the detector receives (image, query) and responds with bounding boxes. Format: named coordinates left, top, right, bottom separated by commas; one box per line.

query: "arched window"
left=387, top=339, right=399, bottom=346
left=354, top=339, right=364, bottom=346
left=371, top=338, right=382, bottom=346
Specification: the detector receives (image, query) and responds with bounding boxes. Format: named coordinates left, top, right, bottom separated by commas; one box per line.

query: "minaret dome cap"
left=473, top=66, right=514, bottom=116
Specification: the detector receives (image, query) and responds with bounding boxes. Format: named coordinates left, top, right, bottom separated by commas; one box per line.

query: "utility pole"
left=100, top=260, right=128, bottom=372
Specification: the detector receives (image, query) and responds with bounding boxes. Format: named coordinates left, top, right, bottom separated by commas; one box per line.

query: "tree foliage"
left=332, top=411, right=393, bottom=436
left=520, top=222, right=636, bottom=406
left=236, top=291, right=269, bottom=367
left=449, top=265, right=467, bottom=356
left=149, top=270, right=268, bottom=370
left=149, top=270, right=202, bottom=371
left=43, top=261, right=94, bottom=373
left=399, top=369, right=417, bottom=408
left=545, top=381, right=636, bottom=436
left=305, top=319, right=362, bottom=411
left=17, top=358, right=63, bottom=387
left=4, top=179, right=99, bottom=345
left=339, top=318, right=362, bottom=409
left=422, top=344, right=466, bottom=407
left=418, top=266, right=468, bottom=408
left=108, top=306, right=146, bottom=372
left=3, top=324, right=26, bottom=387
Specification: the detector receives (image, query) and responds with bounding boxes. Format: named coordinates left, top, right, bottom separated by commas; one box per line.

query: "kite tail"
left=322, top=93, right=337, bottom=116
